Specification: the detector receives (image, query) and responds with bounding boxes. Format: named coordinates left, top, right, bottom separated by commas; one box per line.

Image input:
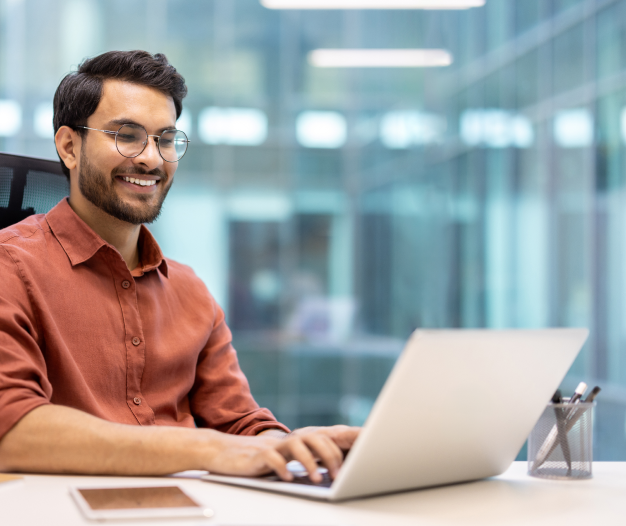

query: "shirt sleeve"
left=0, top=245, right=52, bottom=441
left=189, top=297, right=290, bottom=436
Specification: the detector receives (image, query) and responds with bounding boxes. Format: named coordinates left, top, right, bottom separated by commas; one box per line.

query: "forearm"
left=0, top=404, right=218, bottom=475
left=0, top=405, right=360, bottom=481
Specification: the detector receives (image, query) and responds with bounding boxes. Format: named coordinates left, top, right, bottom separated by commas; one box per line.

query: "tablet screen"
left=78, top=486, right=201, bottom=510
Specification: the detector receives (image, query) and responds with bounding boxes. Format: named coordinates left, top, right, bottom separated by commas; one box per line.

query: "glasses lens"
left=159, top=129, right=188, bottom=162
left=116, top=124, right=147, bottom=158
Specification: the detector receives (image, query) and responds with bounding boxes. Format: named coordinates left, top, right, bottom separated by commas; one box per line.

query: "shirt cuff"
left=0, top=397, right=50, bottom=441
left=243, top=421, right=291, bottom=436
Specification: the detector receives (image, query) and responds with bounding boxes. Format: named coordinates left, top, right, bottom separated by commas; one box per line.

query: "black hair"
left=53, top=50, right=187, bottom=178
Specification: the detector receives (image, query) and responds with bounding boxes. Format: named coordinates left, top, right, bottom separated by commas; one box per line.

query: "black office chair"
left=0, top=152, right=68, bottom=230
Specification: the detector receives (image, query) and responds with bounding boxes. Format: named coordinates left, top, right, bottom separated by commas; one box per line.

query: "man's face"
left=75, top=80, right=178, bottom=225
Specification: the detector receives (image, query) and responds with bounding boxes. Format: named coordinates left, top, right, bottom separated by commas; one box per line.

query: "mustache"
left=112, top=167, right=168, bottom=179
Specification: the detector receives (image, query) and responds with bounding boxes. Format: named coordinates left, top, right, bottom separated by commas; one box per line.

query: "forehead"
left=90, top=79, right=177, bottom=127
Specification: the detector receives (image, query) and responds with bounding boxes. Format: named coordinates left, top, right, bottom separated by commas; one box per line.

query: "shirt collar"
left=46, top=198, right=169, bottom=278
left=133, top=226, right=169, bottom=278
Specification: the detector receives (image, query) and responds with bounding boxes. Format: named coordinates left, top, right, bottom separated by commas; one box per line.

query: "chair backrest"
left=0, top=152, right=68, bottom=230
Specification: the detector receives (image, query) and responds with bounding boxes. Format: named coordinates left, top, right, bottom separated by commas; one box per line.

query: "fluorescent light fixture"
left=34, top=103, right=54, bottom=138
left=0, top=100, right=22, bottom=137
left=309, top=49, right=452, bottom=68
left=512, top=115, right=534, bottom=148
left=261, top=0, right=484, bottom=9
left=460, top=109, right=534, bottom=148
left=176, top=108, right=192, bottom=138
left=480, top=110, right=517, bottom=148
left=296, top=111, right=347, bottom=148
left=380, top=111, right=446, bottom=148
left=553, top=109, right=593, bottom=148
left=198, top=107, right=267, bottom=146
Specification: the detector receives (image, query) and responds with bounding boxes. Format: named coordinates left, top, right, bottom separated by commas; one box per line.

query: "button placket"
left=108, top=257, right=154, bottom=425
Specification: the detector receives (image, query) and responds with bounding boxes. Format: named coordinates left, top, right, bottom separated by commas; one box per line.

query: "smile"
left=120, top=176, right=158, bottom=187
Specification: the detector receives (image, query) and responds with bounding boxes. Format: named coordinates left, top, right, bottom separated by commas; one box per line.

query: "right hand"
left=204, top=426, right=360, bottom=483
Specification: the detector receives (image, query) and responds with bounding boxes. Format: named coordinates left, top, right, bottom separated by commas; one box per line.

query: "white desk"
left=2, top=462, right=625, bottom=526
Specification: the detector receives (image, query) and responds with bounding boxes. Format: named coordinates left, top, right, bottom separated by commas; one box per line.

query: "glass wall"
left=2, top=0, right=626, bottom=459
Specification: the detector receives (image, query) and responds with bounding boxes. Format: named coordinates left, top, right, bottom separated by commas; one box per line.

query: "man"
left=0, top=51, right=357, bottom=482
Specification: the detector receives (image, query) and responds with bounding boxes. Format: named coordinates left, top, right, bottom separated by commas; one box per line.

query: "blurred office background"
left=2, top=0, right=626, bottom=459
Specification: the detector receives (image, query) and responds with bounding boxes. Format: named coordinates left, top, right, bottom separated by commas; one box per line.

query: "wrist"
left=256, top=428, right=288, bottom=438
left=182, top=427, right=227, bottom=472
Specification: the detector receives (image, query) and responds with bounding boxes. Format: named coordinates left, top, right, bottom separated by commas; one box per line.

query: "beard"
left=78, top=150, right=172, bottom=225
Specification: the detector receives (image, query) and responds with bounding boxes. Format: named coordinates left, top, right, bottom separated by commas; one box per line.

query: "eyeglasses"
left=76, top=123, right=190, bottom=162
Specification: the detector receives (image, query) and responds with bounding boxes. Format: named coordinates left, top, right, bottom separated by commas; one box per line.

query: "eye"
left=117, top=132, right=139, bottom=143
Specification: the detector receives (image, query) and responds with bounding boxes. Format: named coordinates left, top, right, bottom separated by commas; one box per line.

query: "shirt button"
left=122, top=280, right=131, bottom=289
left=132, top=337, right=141, bottom=346
left=133, top=397, right=141, bottom=405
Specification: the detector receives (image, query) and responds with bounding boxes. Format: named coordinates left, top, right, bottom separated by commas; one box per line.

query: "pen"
left=536, top=385, right=601, bottom=468
left=562, top=385, right=601, bottom=435
left=566, top=382, right=587, bottom=406
left=552, top=389, right=571, bottom=472
left=533, top=382, right=587, bottom=469
left=584, top=386, right=601, bottom=403
left=551, top=389, right=565, bottom=456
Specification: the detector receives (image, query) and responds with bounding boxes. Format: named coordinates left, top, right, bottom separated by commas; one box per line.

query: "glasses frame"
left=76, top=124, right=190, bottom=163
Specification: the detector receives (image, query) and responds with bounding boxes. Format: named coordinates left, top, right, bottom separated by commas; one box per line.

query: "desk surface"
left=2, top=462, right=624, bottom=526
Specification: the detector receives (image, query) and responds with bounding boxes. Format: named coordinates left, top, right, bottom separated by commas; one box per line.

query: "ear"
left=55, top=126, right=81, bottom=172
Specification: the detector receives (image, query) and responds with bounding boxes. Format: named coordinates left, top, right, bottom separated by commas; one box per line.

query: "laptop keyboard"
left=289, top=472, right=333, bottom=487
left=262, top=471, right=333, bottom=488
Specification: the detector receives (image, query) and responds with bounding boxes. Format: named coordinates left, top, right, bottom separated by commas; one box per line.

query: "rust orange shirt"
left=0, top=198, right=289, bottom=440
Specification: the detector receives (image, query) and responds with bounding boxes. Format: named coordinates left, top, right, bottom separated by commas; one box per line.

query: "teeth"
left=122, top=176, right=156, bottom=186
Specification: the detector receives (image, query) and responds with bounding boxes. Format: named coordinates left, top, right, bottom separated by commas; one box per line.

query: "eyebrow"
left=106, top=118, right=177, bottom=134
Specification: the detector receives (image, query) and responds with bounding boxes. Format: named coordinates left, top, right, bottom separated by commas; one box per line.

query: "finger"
left=301, top=434, right=343, bottom=478
left=292, top=425, right=360, bottom=450
left=282, top=438, right=322, bottom=483
left=262, top=448, right=293, bottom=481
left=326, top=425, right=361, bottom=450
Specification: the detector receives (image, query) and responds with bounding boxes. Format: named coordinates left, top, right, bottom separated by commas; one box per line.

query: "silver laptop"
left=202, top=328, right=588, bottom=501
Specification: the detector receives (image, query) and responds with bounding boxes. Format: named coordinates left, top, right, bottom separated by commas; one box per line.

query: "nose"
left=132, top=135, right=162, bottom=171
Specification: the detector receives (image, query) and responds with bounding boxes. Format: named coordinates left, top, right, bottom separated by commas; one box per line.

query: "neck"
left=68, top=195, right=142, bottom=270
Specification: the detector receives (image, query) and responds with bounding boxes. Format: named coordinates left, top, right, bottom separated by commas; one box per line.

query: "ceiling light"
left=33, top=103, right=54, bottom=138
left=261, top=0, right=484, bottom=9
left=380, top=111, right=446, bottom=148
left=176, top=108, right=192, bottom=138
left=198, top=107, right=268, bottom=146
left=460, top=109, right=534, bottom=149
left=0, top=100, right=22, bottom=137
left=309, top=49, right=452, bottom=68
left=296, top=111, right=347, bottom=148
left=554, top=109, right=593, bottom=148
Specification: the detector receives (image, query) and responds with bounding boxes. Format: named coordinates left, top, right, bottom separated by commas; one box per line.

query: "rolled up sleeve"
left=0, top=245, right=52, bottom=440
left=189, top=300, right=290, bottom=436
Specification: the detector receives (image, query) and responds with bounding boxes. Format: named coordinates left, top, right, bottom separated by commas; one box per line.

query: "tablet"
left=69, top=484, right=213, bottom=521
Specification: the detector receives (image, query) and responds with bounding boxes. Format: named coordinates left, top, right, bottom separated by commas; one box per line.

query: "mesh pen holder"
left=528, top=401, right=595, bottom=480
